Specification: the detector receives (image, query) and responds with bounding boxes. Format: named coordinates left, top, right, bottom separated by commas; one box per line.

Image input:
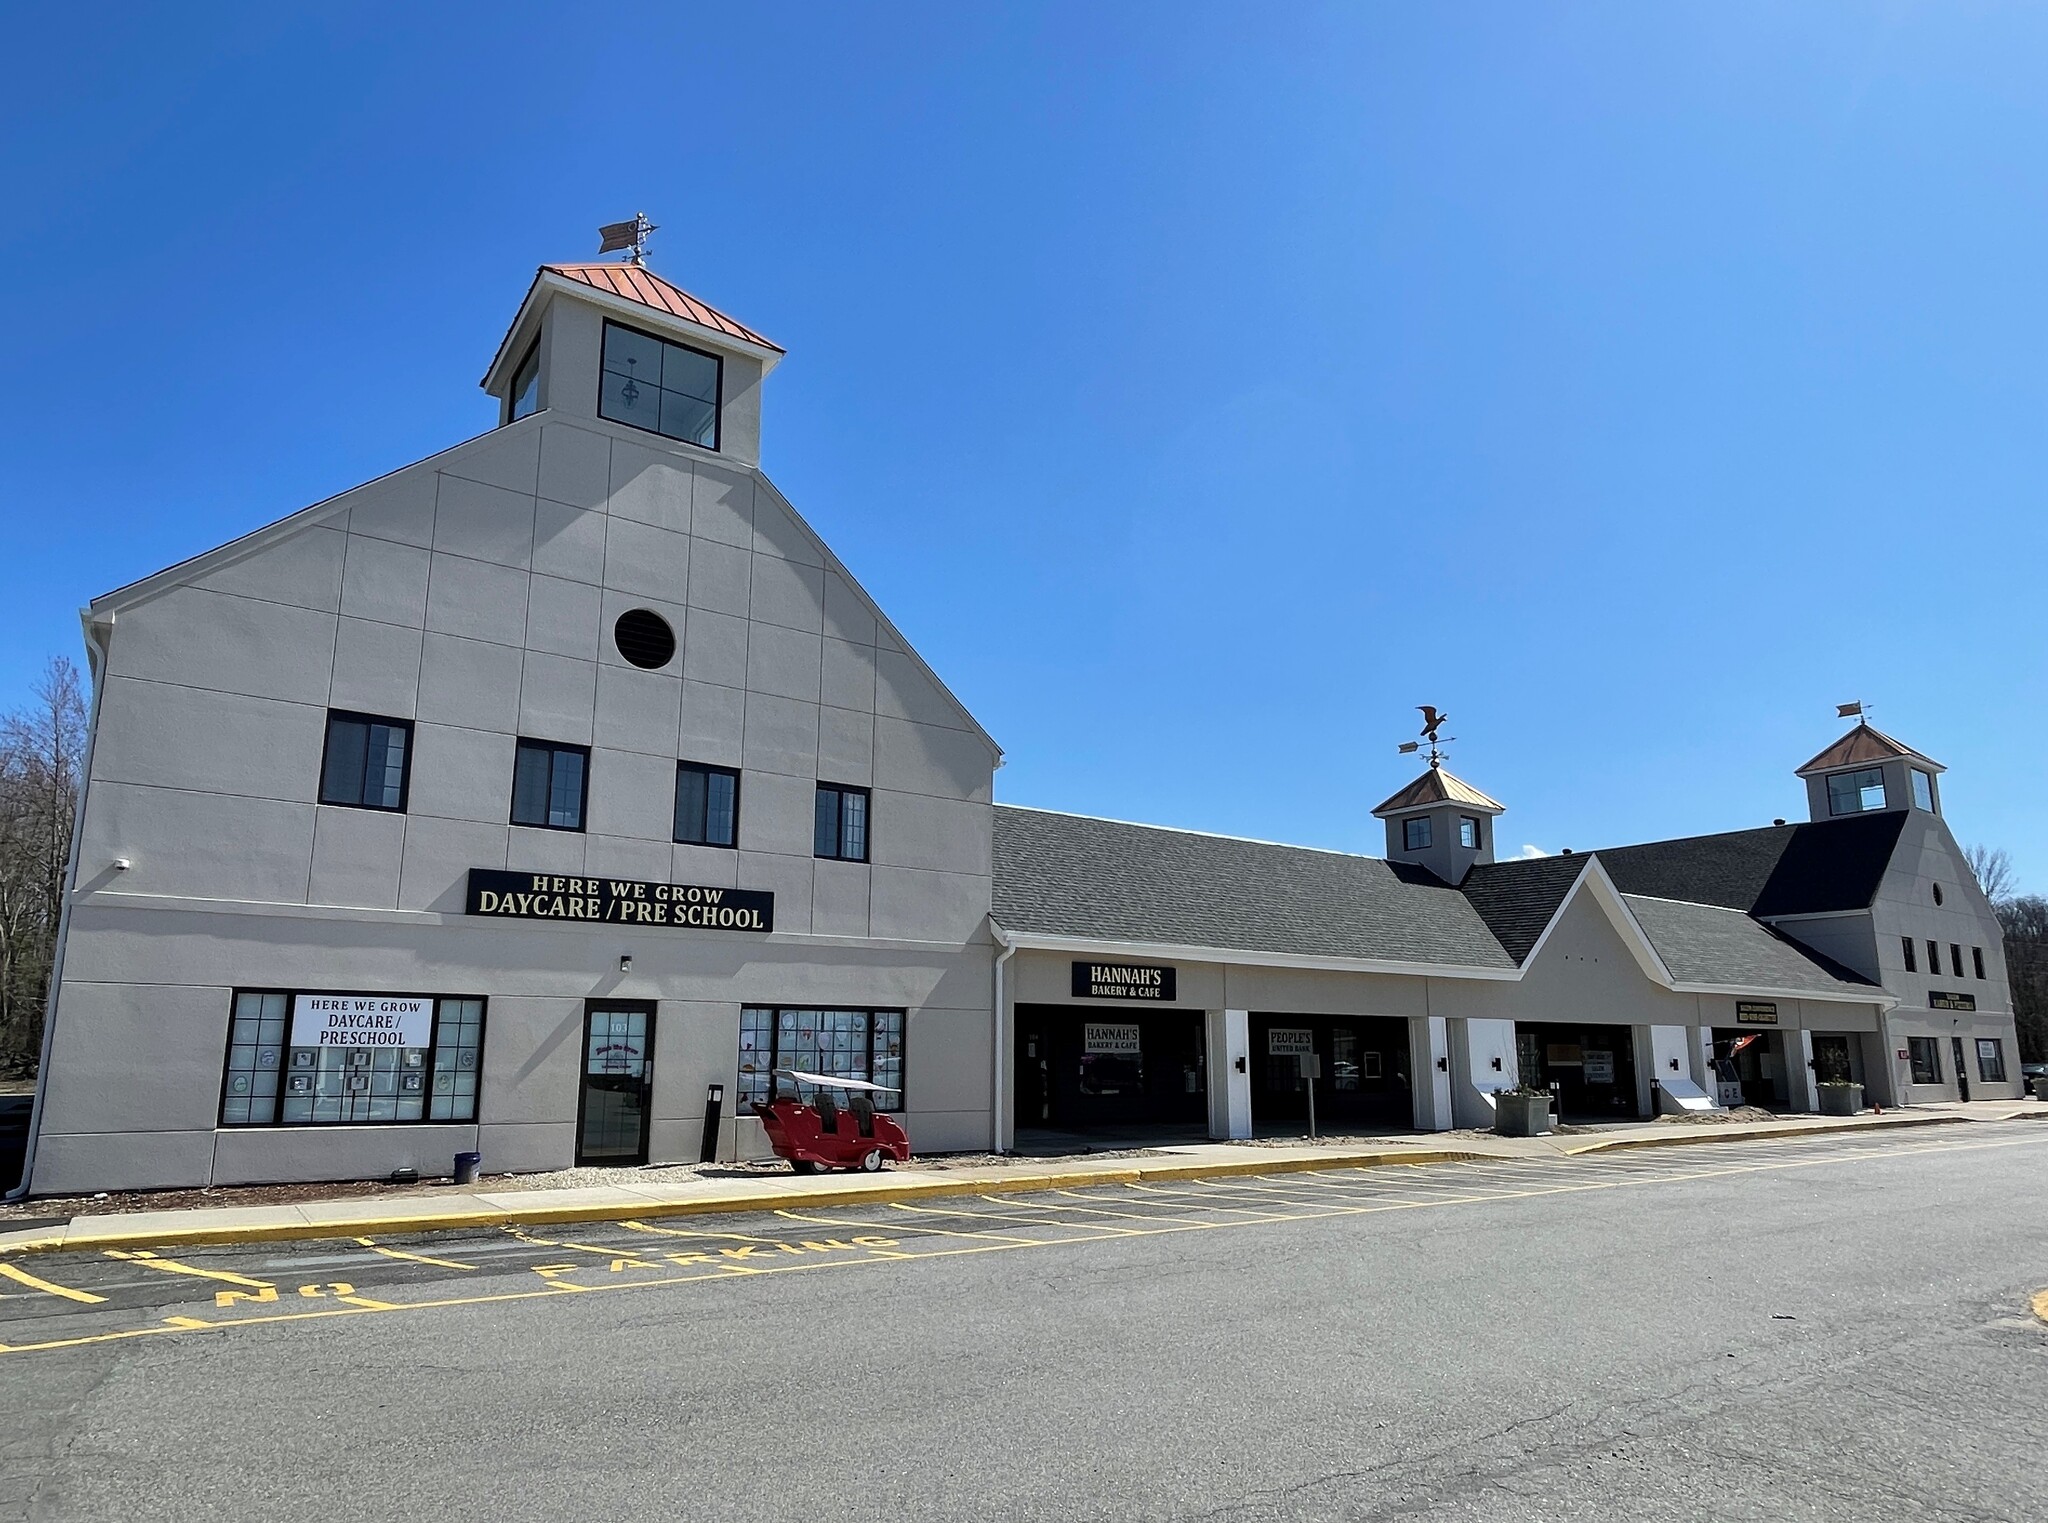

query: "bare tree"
left=0, top=659, right=88, bottom=1075
left=1997, top=895, right=2048, bottom=1064
left=1965, top=844, right=2016, bottom=903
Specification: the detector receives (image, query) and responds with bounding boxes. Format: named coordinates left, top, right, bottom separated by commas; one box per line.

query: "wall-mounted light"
left=1436, top=1056, right=1448, bottom=1072
left=1669, top=1058, right=1680, bottom=1072
left=1490, top=1056, right=1503, bottom=1071
left=618, top=953, right=633, bottom=974
left=113, top=858, right=131, bottom=872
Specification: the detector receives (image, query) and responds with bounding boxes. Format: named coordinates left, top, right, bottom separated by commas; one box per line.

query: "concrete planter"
left=1816, top=1083, right=1863, bottom=1117
left=1493, top=1092, right=1554, bottom=1137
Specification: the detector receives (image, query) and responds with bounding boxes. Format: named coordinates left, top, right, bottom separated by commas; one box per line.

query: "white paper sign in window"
left=290, top=994, right=435, bottom=1049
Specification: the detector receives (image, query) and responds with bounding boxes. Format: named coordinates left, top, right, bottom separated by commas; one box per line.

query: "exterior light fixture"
left=621, top=358, right=640, bottom=407
left=619, top=953, right=633, bottom=974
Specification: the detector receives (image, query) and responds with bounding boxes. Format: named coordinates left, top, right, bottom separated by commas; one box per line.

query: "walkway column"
left=1409, top=1016, right=1452, bottom=1131
left=1788, top=1029, right=1820, bottom=1112
left=1207, top=1009, right=1252, bottom=1140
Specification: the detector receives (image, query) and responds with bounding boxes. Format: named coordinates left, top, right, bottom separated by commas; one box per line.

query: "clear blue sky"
left=4, top=3, right=2044, bottom=886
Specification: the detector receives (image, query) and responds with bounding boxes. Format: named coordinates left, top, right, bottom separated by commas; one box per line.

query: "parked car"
left=2021, top=1062, right=2048, bottom=1100
left=751, top=1069, right=911, bottom=1173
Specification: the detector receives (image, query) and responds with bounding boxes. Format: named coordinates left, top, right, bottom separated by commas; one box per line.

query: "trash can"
left=453, top=1151, right=482, bottom=1186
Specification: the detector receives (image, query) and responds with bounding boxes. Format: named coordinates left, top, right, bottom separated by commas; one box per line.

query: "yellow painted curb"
left=2030, top=1289, right=2048, bottom=1326
left=1559, top=1113, right=1963, bottom=1156
left=0, top=1148, right=1478, bottom=1257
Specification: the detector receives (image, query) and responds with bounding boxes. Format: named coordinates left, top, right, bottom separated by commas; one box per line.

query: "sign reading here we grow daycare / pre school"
left=289, top=995, right=435, bottom=1050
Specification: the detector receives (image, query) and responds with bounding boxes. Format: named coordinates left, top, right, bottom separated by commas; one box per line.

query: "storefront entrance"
left=1250, top=1014, right=1414, bottom=1133
left=1710, top=1028, right=1787, bottom=1109
left=1014, top=1005, right=1207, bottom=1145
left=1516, top=1022, right=1644, bottom=1121
left=578, top=1002, right=655, bottom=1165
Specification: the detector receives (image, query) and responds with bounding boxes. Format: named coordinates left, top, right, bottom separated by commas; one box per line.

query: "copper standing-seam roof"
left=542, top=263, right=784, bottom=353
left=1371, top=764, right=1507, bottom=818
left=1794, top=722, right=1942, bottom=777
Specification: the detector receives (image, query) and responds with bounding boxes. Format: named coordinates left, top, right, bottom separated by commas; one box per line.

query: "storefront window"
left=1908, top=1036, right=1941, bottom=1085
left=1975, top=1039, right=2006, bottom=1083
left=737, top=1008, right=904, bottom=1111
left=220, top=991, right=486, bottom=1127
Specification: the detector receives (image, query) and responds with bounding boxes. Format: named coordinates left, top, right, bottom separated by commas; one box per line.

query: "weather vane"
left=1397, top=706, right=1456, bottom=769
left=1836, top=699, right=1870, bottom=725
left=597, top=212, right=658, bottom=266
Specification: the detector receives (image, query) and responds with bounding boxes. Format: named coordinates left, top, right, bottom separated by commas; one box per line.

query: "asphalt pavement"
left=3, top=1123, right=2045, bottom=1521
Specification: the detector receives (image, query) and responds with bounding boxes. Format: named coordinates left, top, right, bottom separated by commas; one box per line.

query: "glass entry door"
left=578, top=1003, right=655, bottom=1165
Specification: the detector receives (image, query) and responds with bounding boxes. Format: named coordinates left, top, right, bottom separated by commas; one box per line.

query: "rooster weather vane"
left=1398, top=706, right=1456, bottom=769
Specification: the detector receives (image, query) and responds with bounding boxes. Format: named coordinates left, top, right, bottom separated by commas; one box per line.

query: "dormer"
left=1372, top=763, right=1505, bottom=886
left=1795, top=721, right=1943, bottom=821
left=479, top=261, right=785, bottom=468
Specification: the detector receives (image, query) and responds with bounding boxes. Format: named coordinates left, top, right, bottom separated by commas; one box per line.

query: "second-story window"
left=1827, top=767, right=1888, bottom=815
left=1458, top=816, right=1480, bottom=850
left=1911, top=767, right=1935, bottom=812
left=512, top=740, right=588, bottom=831
left=1949, top=943, right=1964, bottom=978
left=1403, top=817, right=1433, bottom=850
left=1973, top=946, right=1986, bottom=980
left=509, top=341, right=540, bottom=422
left=674, top=763, right=740, bottom=848
left=1901, top=936, right=1917, bottom=973
left=599, top=320, right=721, bottom=450
left=814, top=784, right=870, bottom=862
left=1927, top=939, right=1941, bottom=977
left=319, top=711, right=412, bottom=812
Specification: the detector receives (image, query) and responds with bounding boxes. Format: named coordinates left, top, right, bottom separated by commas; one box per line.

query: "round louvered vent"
left=614, top=608, right=677, bottom=670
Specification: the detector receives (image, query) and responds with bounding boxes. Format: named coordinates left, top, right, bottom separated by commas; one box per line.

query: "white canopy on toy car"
left=772, top=1068, right=896, bottom=1094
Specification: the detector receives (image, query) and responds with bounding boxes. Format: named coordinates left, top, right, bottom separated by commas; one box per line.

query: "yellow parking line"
left=0, top=1261, right=107, bottom=1305
left=101, top=1250, right=271, bottom=1290
left=775, top=1205, right=1040, bottom=1247
left=354, top=1238, right=476, bottom=1271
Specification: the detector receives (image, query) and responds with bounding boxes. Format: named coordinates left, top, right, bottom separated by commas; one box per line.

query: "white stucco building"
left=15, top=255, right=2024, bottom=1194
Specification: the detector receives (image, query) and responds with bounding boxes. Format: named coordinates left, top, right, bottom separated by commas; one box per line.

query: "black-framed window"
left=1827, top=767, right=1888, bottom=815
left=1950, top=943, right=1965, bottom=978
left=814, top=783, right=870, bottom=861
left=1403, top=816, right=1432, bottom=851
left=1927, top=940, right=1941, bottom=977
left=1908, top=1035, right=1941, bottom=1085
left=1973, top=946, right=1986, bottom=980
left=1976, top=1038, right=2007, bottom=1083
left=1458, top=816, right=1480, bottom=850
left=219, top=990, right=485, bottom=1127
left=1901, top=936, right=1917, bottom=973
left=598, top=319, right=721, bottom=450
left=319, top=711, right=412, bottom=812
left=736, top=1007, right=905, bottom=1111
left=675, top=762, right=740, bottom=848
left=1911, top=767, right=1935, bottom=812
left=509, top=340, right=541, bottom=423
left=512, top=739, right=589, bottom=831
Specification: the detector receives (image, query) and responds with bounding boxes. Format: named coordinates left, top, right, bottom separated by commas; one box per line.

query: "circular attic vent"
left=614, top=608, right=677, bottom=670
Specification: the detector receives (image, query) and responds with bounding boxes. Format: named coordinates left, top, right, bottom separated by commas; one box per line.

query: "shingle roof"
left=1371, top=765, right=1506, bottom=818
left=991, top=807, right=1517, bottom=969
left=542, top=263, right=784, bottom=351
left=1796, top=723, right=1941, bottom=777
left=1595, top=812, right=1906, bottom=917
left=1621, top=895, right=1878, bottom=992
left=1458, top=854, right=1590, bottom=962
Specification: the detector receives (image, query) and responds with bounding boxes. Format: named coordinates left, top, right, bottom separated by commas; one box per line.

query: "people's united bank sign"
left=465, top=869, right=774, bottom=932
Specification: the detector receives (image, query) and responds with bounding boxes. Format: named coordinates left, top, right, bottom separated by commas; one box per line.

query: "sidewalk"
left=2, top=1100, right=2036, bottom=1257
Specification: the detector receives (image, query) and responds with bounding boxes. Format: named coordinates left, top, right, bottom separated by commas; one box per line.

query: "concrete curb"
left=1557, top=1112, right=1968, bottom=1156
left=0, top=1147, right=1481, bottom=1257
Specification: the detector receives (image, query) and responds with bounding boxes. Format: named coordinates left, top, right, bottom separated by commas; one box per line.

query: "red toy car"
left=752, top=1069, right=911, bottom=1173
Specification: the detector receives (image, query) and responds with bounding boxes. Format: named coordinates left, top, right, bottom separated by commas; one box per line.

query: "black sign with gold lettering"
left=1071, top=961, right=1177, bottom=1001
left=1929, top=990, right=1976, bottom=1012
left=466, top=869, right=774, bottom=932
left=1735, top=1001, right=1779, bottom=1025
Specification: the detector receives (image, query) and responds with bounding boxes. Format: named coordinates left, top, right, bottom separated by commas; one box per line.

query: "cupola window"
left=599, top=319, right=721, bottom=449
left=509, top=341, right=540, bottom=422
left=1458, top=816, right=1480, bottom=849
left=1403, top=816, right=1433, bottom=851
left=1826, top=767, right=1887, bottom=816
left=1910, top=767, right=1935, bottom=811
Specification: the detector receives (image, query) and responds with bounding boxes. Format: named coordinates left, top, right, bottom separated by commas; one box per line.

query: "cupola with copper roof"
left=1795, top=711, right=1944, bottom=821
left=1372, top=708, right=1504, bottom=885
left=479, top=216, right=784, bottom=467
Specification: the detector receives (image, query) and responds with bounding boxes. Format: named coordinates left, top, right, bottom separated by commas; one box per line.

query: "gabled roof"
left=1371, top=765, right=1505, bottom=818
left=542, top=263, right=784, bottom=352
left=1458, top=853, right=1590, bottom=962
left=991, top=806, right=1518, bottom=971
left=1620, top=894, right=1879, bottom=993
left=1596, top=812, right=1907, bottom=918
left=1796, top=722, right=1942, bottom=777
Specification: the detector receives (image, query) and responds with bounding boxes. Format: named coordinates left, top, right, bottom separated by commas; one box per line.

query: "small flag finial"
left=1836, top=700, right=1865, bottom=721
left=597, top=213, right=657, bottom=265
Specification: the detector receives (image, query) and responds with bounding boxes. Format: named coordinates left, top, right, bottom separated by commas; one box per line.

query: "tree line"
left=1967, top=846, right=2046, bottom=1063
left=0, top=660, right=86, bottom=1078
